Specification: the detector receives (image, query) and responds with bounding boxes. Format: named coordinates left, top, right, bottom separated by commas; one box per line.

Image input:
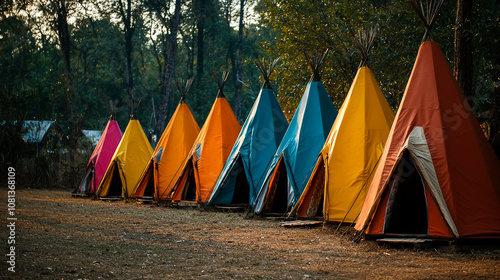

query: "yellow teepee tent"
left=292, top=27, right=395, bottom=223
left=97, top=104, right=153, bottom=199
left=133, top=78, right=200, bottom=201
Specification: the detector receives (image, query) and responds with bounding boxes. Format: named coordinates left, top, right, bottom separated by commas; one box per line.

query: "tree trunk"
left=156, top=0, right=182, bottom=134
left=454, top=0, right=473, bottom=100
left=196, top=0, right=206, bottom=76
left=234, top=0, right=244, bottom=121
left=54, top=0, right=81, bottom=134
left=125, top=1, right=136, bottom=105
left=190, top=27, right=195, bottom=77
left=150, top=36, right=164, bottom=84
left=224, top=0, right=237, bottom=107
left=118, top=0, right=137, bottom=108
left=54, top=0, right=74, bottom=119
left=54, top=0, right=85, bottom=178
left=223, top=0, right=233, bottom=65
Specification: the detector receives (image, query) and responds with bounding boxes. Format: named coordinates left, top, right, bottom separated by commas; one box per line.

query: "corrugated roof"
left=22, top=121, right=62, bottom=143
left=83, top=130, right=102, bottom=146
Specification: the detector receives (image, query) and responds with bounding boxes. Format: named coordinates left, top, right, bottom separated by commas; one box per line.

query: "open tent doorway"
left=263, top=158, right=290, bottom=214
left=180, top=162, right=198, bottom=201
left=304, top=187, right=324, bottom=219
left=105, top=165, right=125, bottom=197
left=78, top=166, right=94, bottom=194
left=293, top=157, right=325, bottom=219
left=230, top=160, right=250, bottom=205
left=141, top=168, right=155, bottom=198
left=384, top=151, right=428, bottom=235
left=304, top=168, right=325, bottom=219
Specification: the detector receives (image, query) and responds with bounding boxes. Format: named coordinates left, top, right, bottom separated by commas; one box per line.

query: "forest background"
left=0, top=0, right=499, bottom=187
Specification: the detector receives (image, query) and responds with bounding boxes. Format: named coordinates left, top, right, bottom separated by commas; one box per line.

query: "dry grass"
left=1, top=189, right=499, bottom=279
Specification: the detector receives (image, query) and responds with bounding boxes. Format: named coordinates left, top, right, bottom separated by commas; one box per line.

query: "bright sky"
left=14, top=0, right=260, bottom=45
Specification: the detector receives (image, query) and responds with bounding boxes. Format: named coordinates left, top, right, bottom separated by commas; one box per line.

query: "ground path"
left=1, top=189, right=499, bottom=279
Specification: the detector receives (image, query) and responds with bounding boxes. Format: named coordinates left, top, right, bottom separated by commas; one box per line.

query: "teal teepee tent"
left=207, top=59, right=288, bottom=207
left=253, top=50, right=338, bottom=215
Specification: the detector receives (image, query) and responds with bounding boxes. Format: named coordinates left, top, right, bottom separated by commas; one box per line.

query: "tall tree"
left=195, top=0, right=207, bottom=76
left=221, top=0, right=238, bottom=115
left=38, top=0, right=89, bottom=183
left=116, top=0, right=143, bottom=105
left=45, top=0, right=88, bottom=140
left=156, top=0, right=182, bottom=134
left=54, top=0, right=72, bottom=89
left=0, top=10, right=36, bottom=167
left=221, top=0, right=234, bottom=65
left=234, top=0, right=244, bottom=120
left=52, top=0, right=88, bottom=163
left=453, top=0, right=473, bottom=99
left=45, top=0, right=77, bottom=120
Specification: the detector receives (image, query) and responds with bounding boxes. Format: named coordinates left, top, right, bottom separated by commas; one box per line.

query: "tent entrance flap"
left=107, top=164, right=124, bottom=197
left=76, top=167, right=94, bottom=194
left=305, top=171, right=324, bottom=218
left=296, top=158, right=325, bottom=219
left=384, top=151, right=428, bottom=235
left=231, top=163, right=250, bottom=204
left=142, top=171, right=155, bottom=198
left=181, top=163, right=197, bottom=201
left=134, top=163, right=155, bottom=198
left=306, top=185, right=324, bottom=218
left=264, top=160, right=289, bottom=214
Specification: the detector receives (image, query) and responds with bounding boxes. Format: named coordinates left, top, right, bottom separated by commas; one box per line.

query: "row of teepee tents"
left=75, top=0, right=500, bottom=241
left=75, top=71, right=243, bottom=205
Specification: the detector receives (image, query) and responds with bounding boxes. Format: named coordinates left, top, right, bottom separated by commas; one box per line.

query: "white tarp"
left=403, top=126, right=459, bottom=238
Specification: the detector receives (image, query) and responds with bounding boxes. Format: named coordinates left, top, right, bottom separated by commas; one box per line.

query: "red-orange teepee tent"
left=355, top=0, right=500, bottom=239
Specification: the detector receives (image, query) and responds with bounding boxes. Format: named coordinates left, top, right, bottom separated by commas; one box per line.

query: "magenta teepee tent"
left=73, top=119, right=122, bottom=196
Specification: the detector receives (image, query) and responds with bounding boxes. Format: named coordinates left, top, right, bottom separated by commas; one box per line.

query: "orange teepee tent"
left=169, top=72, right=241, bottom=203
left=133, top=78, right=200, bottom=201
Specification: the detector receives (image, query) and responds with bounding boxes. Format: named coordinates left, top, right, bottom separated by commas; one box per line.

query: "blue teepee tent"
left=253, top=51, right=338, bottom=215
left=207, top=59, right=288, bottom=207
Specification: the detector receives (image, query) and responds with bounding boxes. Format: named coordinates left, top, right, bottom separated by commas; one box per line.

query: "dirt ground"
left=1, top=189, right=499, bottom=280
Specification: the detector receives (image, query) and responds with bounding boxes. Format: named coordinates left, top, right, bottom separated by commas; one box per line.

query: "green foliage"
left=0, top=15, right=37, bottom=120
left=257, top=0, right=469, bottom=115
left=469, top=0, right=499, bottom=107
left=2, top=0, right=499, bottom=187
left=71, top=17, right=131, bottom=128
left=1, top=0, right=270, bottom=132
